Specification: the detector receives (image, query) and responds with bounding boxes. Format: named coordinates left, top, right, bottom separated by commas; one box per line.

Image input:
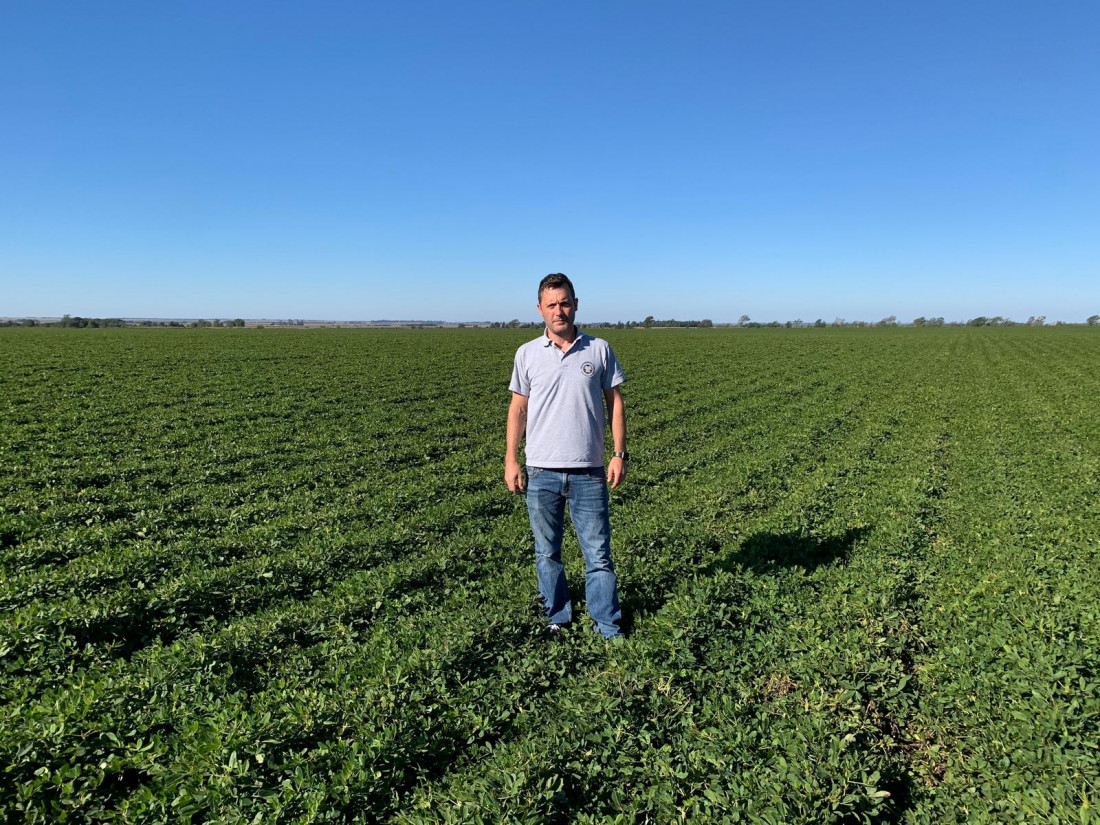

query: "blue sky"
left=2, top=1, right=1097, bottom=323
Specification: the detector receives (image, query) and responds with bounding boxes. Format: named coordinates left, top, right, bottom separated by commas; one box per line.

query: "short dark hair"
left=538, top=273, right=576, bottom=303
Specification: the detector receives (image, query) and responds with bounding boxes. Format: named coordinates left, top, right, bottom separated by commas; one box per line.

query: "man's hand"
left=504, top=459, right=525, bottom=494
left=607, top=456, right=627, bottom=489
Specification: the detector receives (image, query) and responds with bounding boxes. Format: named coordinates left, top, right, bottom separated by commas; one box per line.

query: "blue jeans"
left=524, top=466, right=623, bottom=638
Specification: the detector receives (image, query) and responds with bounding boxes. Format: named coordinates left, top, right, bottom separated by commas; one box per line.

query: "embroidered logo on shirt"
left=581, top=362, right=595, bottom=376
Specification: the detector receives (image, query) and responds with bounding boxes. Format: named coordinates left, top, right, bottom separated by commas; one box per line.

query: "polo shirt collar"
left=543, top=328, right=586, bottom=349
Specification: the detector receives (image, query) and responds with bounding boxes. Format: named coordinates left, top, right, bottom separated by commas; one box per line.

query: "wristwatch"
left=612, top=451, right=629, bottom=461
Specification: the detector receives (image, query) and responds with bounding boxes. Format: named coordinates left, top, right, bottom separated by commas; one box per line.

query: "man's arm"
left=604, top=386, right=627, bottom=489
left=504, top=392, right=528, bottom=493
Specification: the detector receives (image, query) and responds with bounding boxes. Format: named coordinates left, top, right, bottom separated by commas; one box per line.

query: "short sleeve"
left=603, top=345, right=626, bottom=390
left=508, top=349, right=531, bottom=396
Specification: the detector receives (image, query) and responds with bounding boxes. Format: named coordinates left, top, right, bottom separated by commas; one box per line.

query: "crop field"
left=1, top=326, right=1098, bottom=823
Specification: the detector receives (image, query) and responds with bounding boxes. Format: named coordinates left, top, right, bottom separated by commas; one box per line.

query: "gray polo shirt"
left=509, top=330, right=625, bottom=468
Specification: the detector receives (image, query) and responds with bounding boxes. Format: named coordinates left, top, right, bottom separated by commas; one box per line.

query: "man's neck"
left=546, top=325, right=578, bottom=350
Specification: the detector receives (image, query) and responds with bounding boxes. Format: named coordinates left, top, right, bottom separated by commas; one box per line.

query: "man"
left=504, top=273, right=628, bottom=639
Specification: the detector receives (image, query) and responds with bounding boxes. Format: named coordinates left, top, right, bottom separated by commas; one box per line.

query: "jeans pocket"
left=525, top=466, right=542, bottom=479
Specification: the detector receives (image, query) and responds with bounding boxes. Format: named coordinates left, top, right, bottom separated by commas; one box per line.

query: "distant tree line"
left=609, top=314, right=1100, bottom=329
left=2, top=315, right=130, bottom=328
left=186, top=319, right=247, bottom=327
left=561, top=314, right=1100, bottom=329
left=0, top=315, right=247, bottom=328
left=5, top=314, right=1100, bottom=329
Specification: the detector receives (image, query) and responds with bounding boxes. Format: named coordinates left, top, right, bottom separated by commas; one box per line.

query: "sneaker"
left=547, top=623, right=563, bottom=635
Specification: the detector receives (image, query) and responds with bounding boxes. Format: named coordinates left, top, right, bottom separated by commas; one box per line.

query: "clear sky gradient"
left=2, top=1, right=1097, bottom=323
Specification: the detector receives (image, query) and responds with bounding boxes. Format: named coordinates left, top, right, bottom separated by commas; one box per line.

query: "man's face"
left=538, top=287, right=577, bottom=336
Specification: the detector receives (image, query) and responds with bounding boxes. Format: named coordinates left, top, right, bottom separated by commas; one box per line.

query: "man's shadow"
left=619, top=526, right=869, bottom=635
left=710, top=526, right=868, bottom=577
